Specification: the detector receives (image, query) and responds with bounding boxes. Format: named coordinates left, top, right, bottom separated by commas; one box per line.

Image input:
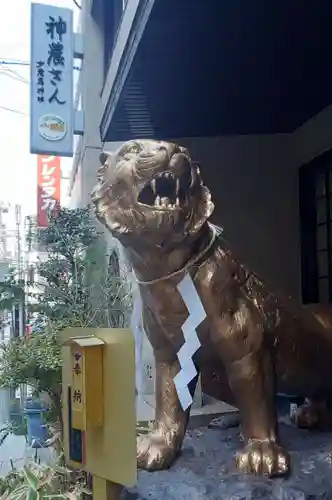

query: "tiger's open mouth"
left=137, top=168, right=193, bottom=210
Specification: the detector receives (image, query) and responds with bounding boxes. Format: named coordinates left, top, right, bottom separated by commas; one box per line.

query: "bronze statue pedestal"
left=123, top=419, right=332, bottom=499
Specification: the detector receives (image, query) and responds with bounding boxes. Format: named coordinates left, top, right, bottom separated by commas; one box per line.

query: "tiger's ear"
left=97, top=151, right=113, bottom=181
left=99, top=151, right=112, bottom=166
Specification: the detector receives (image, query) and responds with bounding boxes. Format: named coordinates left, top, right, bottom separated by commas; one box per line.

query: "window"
left=314, top=170, right=332, bottom=302
left=300, top=151, right=332, bottom=303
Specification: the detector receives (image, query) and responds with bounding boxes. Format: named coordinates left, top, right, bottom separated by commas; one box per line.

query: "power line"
left=0, top=59, right=29, bottom=66
left=0, top=71, right=25, bottom=84
left=72, top=0, right=82, bottom=9
left=0, top=69, right=28, bottom=85
left=0, top=61, right=30, bottom=85
left=0, top=59, right=81, bottom=71
left=5, top=68, right=29, bottom=83
left=0, top=106, right=28, bottom=116
left=0, top=55, right=81, bottom=118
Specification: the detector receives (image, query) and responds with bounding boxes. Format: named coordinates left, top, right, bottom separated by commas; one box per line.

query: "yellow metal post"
left=92, top=476, right=122, bottom=500
left=61, top=328, right=137, bottom=489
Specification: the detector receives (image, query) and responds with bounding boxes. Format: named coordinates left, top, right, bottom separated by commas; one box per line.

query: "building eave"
left=100, top=0, right=156, bottom=142
left=101, top=0, right=332, bottom=143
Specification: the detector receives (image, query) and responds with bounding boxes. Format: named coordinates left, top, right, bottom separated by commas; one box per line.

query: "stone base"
left=124, top=419, right=332, bottom=499
left=136, top=394, right=236, bottom=424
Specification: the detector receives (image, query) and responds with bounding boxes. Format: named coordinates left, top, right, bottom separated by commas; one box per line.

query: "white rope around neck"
left=132, top=223, right=217, bottom=286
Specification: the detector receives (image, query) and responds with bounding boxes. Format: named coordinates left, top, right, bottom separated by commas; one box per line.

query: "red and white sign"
left=37, top=155, right=61, bottom=227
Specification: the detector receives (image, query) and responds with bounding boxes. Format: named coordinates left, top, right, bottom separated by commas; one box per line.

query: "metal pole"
left=92, top=476, right=122, bottom=500
left=15, top=205, right=27, bottom=406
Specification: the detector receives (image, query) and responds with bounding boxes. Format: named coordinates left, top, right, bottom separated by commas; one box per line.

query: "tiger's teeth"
left=161, top=197, right=169, bottom=206
left=190, top=173, right=195, bottom=188
left=176, top=197, right=180, bottom=207
left=176, top=178, right=180, bottom=195
left=155, top=195, right=161, bottom=206
left=151, top=179, right=156, bottom=194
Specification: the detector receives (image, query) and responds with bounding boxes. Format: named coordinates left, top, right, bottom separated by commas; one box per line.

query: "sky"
left=0, top=0, right=80, bottom=228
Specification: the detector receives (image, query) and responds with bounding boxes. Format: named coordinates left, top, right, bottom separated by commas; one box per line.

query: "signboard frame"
left=30, top=3, right=74, bottom=157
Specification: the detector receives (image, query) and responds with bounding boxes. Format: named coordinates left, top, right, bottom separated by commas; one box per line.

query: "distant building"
left=0, top=261, right=11, bottom=344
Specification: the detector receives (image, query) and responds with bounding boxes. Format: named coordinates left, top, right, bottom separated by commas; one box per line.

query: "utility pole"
left=0, top=201, right=11, bottom=419
left=15, top=205, right=27, bottom=406
left=15, top=205, right=24, bottom=337
left=0, top=202, right=9, bottom=261
left=0, top=202, right=9, bottom=346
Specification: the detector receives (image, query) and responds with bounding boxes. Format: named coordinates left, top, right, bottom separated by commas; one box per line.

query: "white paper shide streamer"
left=130, top=290, right=144, bottom=394
left=174, top=274, right=207, bottom=410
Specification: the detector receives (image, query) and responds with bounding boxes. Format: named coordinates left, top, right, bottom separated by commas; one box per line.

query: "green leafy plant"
left=0, top=207, right=132, bottom=438
left=0, top=461, right=83, bottom=499
left=28, top=207, right=131, bottom=331
left=0, top=470, right=22, bottom=497
left=0, top=276, right=25, bottom=312
left=0, top=330, right=62, bottom=421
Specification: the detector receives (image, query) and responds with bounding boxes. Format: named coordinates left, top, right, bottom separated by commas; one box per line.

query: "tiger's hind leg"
left=291, top=397, right=332, bottom=431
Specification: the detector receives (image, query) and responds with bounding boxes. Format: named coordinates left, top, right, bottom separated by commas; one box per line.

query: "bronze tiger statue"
left=91, top=139, right=332, bottom=478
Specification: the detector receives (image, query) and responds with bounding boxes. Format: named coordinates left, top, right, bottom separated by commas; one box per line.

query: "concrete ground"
left=0, top=433, right=53, bottom=476
left=124, top=416, right=332, bottom=500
